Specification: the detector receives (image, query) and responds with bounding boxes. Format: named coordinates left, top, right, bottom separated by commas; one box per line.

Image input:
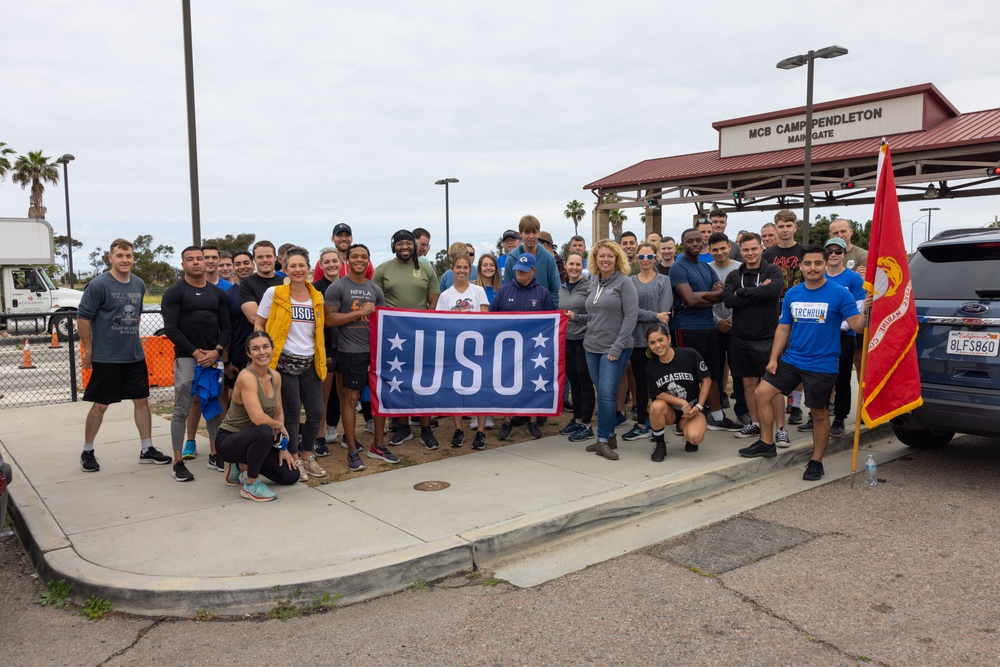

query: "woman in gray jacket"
left=568, top=239, right=638, bottom=460
left=558, top=252, right=595, bottom=441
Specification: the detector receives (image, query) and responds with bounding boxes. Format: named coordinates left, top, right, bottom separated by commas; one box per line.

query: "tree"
left=602, top=196, right=628, bottom=242
left=432, top=248, right=451, bottom=277
left=202, top=233, right=256, bottom=255
left=0, top=141, right=14, bottom=182
left=802, top=212, right=870, bottom=248
left=131, top=234, right=179, bottom=285
left=11, top=150, right=59, bottom=219
left=89, top=247, right=109, bottom=275
left=53, top=234, right=83, bottom=266
left=564, top=200, right=586, bottom=237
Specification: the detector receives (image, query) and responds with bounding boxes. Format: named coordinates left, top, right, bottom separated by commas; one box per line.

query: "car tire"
left=891, top=424, right=955, bottom=449
left=51, top=313, right=78, bottom=342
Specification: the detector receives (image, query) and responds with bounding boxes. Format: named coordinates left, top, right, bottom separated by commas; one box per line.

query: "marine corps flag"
left=860, top=141, right=923, bottom=428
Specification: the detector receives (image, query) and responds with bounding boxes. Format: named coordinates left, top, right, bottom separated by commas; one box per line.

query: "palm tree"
left=603, top=195, right=627, bottom=242
left=0, top=141, right=15, bottom=182
left=12, top=150, right=60, bottom=219
left=564, top=199, right=586, bottom=236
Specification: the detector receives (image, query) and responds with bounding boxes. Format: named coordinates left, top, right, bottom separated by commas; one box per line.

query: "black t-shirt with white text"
left=646, top=347, right=710, bottom=406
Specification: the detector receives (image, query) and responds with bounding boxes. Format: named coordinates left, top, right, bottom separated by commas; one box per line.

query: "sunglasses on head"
left=636, top=254, right=656, bottom=260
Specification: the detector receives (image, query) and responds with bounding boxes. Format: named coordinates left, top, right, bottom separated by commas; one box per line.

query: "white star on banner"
left=388, top=333, right=406, bottom=350
left=387, top=357, right=405, bottom=373
left=531, top=353, right=549, bottom=369
left=532, top=375, right=549, bottom=392
left=531, top=333, right=549, bottom=348
left=387, top=377, right=403, bottom=392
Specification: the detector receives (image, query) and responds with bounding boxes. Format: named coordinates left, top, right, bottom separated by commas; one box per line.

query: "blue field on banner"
left=370, top=309, right=566, bottom=416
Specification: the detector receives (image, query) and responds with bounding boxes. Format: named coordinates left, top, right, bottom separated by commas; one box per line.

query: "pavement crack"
left=97, top=618, right=163, bottom=665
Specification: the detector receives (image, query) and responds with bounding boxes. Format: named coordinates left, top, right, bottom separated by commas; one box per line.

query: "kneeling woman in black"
left=216, top=331, right=299, bottom=501
left=645, top=324, right=711, bottom=463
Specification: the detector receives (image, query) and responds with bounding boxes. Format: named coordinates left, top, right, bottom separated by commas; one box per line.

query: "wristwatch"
left=215, top=345, right=224, bottom=355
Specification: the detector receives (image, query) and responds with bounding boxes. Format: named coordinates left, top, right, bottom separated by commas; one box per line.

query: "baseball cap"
left=515, top=253, right=536, bottom=271
left=824, top=237, right=848, bottom=251
left=332, top=223, right=352, bottom=236
left=391, top=229, right=416, bottom=245
left=502, top=229, right=520, bottom=241
left=538, top=231, right=555, bottom=246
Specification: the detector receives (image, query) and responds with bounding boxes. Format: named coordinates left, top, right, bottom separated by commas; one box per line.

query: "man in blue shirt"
left=739, top=245, right=868, bottom=481
left=501, top=215, right=560, bottom=307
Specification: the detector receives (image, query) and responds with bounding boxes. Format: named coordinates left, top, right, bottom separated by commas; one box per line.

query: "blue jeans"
left=586, top=348, right=633, bottom=441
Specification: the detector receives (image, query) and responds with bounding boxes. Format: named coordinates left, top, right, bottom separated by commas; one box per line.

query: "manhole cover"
left=414, top=481, right=450, bottom=492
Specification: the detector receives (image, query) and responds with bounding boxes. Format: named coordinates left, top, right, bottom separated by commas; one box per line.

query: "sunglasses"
left=636, top=254, right=657, bottom=261
left=826, top=248, right=845, bottom=255
left=468, top=252, right=475, bottom=257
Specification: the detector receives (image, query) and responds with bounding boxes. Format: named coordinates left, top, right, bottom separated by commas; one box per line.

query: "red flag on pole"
left=861, top=141, right=923, bottom=427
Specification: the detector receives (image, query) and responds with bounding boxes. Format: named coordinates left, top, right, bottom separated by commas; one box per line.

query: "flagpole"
left=850, top=302, right=874, bottom=488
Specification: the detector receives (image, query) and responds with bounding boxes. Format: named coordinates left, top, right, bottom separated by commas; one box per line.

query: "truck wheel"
left=891, top=424, right=955, bottom=449
left=51, top=314, right=78, bottom=342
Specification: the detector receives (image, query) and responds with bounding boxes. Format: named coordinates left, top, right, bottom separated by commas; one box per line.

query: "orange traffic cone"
left=20, top=339, right=36, bottom=369
left=50, top=325, right=61, bottom=349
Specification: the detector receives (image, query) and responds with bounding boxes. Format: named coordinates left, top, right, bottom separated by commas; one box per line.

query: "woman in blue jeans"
left=571, top=239, right=637, bottom=460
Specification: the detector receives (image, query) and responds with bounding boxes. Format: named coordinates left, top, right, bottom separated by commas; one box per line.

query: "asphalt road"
left=1, top=433, right=997, bottom=666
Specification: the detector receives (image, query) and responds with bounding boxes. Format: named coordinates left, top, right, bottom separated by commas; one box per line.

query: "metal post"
left=61, top=160, right=75, bottom=288
left=802, top=51, right=815, bottom=245
left=182, top=0, right=201, bottom=246
left=444, top=181, right=451, bottom=249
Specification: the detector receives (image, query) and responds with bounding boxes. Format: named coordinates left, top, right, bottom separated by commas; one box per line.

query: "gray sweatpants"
left=171, top=357, right=222, bottom=452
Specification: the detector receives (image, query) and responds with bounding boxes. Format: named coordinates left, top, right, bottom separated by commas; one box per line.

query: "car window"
left=910, top=241, right=1000, bottom=300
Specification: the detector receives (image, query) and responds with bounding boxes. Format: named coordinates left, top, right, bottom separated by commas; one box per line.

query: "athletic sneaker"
left=802, top=459, right=825, bottom=481
left=798, top=417, right=814, bottom=432
left=774, top=428, right=791, bottom=448
left=622, top=424, right=650, bottom=441
left=138, top=446, right=171, bottom=465
left=684, top=441, right=698, bottom=452
left=738, top=412, right=752, bottom=426
left=81, top=450, right=100, bottom=472
left=206, top=454, right=225, bottom=471
left=568, top=426, right=594, bottom=442
left=559, top=420, right=583, bottom=436
left=314, top=438, right=330, bottom=457
left=497, top=421, right=513, bottom=440
left=367, top=443, right=400, bottom=463
left=172, top=461, right=194, bottom=482
left=241, top=478, right=277, bottom=502
left=471, top=431, right=487, bottom=450
left=484, top=417, right=495, bottom=429
left=787, top=407, right=804, bottom=425
left=707, top=415, right=743, bottom=432
left=614, top=411, right=628, bottom=428
left=364, top=419, right=376, bottom=434
left=296, top=460, right=309, bottom=482
left=410, top=417, right=439, bottom=428
left=421, top=427, right=439, bottom=450
left=470, top=417, right=479, bottom=430
left=348, top=450, right=365, bottom=471
left=830, top=420, right=845, bottom=437
left=388, top=428, right=413, bottom=446
left=735, top=423, right=761, bottom=439
left=630, top=407, right=638, bottom=422
left=651, top=441, right=667, bottom=463
left=181, top=439, right=197, bottom=460
left=325, top=425, right=339, bottom=444
left=738, top=439, right=777, bottom=458
left=527, top=422, right=543, bottom=440
left=720, top=394, right=731, bottom=409
left=451, top=429, right=465, bottom=448
left=302, top=457, right=326, bottom=477
left=225, top=462, right=242, bottom=486
left=675, top=423, right=684, bottom=437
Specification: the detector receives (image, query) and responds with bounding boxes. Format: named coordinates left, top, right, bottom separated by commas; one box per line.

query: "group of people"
left=75, top=208, right=870, bottom=501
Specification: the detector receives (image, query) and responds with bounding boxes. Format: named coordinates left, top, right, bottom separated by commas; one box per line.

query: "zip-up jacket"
left=722, top=263, right=784, bottom=341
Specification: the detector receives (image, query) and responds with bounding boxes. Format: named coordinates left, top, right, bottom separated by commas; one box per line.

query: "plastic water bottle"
left=865, top=455, right=877, bottom=487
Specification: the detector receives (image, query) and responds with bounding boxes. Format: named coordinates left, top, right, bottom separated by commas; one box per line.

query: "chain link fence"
left=0, top=310, right=175, bottom=409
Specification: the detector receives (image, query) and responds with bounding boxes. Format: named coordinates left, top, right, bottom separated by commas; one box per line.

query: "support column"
left=645, top=189, right=662, bottom=239
left=591, top=206, right=610, bottom=245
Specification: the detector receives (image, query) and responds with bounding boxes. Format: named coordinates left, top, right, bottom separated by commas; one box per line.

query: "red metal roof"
left=585, top=107, right=1000, bottom=191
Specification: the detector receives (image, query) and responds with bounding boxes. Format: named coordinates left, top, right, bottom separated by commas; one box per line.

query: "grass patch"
left=688, top=566, right=717, bottom=578
left=38, top=579, right=72, bottom=608
left=266, top=586, right=341, bottom=621
left=411, top=578, right=428, bottom=590
left=477, top=577, right=507, bottom=587
left=82, top=595, right=113, bottom=620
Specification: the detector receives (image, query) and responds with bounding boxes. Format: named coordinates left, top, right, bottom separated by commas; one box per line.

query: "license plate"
left=947, top=330, right=999, bottom=357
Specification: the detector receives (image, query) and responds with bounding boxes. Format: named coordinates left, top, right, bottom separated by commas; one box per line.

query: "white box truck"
left=0, top=217, right=84, bottom=340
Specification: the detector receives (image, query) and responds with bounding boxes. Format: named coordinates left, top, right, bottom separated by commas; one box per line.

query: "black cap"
left=391, top=229, right=416, bottom=245
left=332, top=223, right=352, bottom=236
left=502, top=229, right=520, bottom=241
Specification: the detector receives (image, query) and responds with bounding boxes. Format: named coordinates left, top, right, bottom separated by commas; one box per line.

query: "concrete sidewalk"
left=2, top=401, right=895, bottom=617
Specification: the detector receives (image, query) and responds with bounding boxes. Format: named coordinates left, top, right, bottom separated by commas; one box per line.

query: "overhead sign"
left=719, top=94, right=925, bottom=158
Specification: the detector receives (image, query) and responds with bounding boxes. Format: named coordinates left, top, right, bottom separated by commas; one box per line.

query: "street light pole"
left=182, top=0, right=201, bottom=246
left=920, top=207, right=940, bottom=242
left=435, top=178, right=459, bottom=249
left=777, top=44, right=848, bottom=245
left=55, top=154, right=76, bottom=288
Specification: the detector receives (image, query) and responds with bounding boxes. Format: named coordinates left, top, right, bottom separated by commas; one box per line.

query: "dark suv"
left=891, top=228, right=1000, bottom=447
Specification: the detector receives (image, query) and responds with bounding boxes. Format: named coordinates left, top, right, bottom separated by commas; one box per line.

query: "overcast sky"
left=3, top=0, right=999, bottom=269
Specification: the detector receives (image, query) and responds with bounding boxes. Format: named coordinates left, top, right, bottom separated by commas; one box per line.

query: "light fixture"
left=923, top=184, right=939, bottom=199
left=434, top=178, right=459, bottom=248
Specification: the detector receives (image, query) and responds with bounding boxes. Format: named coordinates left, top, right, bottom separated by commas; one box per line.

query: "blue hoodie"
left=501, top=244, right=560, bottom=307
left=490, top=276, right=556, bottom=313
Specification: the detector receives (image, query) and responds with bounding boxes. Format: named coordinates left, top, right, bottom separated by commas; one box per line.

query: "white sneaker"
left=470, top=417, right=479, bottom=430
left=485, top=417, right=495, bottom=429
left=775, top=428, right=791, bottom=448
left=364, top=419, right=375, bottom=434
left=325, top=425, right=339, bottom=444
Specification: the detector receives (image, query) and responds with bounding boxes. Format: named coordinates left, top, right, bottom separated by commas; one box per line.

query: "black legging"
left=833, top=333, right=857, bottom=421
left=216, top=425, right=299, bottom=485
left=629, top=348, right=651, bottom=425
left=565, top=338, right=595, bottom=423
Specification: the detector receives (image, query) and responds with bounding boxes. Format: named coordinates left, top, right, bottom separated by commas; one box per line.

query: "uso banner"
left=370, top=308, right=566, bottom=416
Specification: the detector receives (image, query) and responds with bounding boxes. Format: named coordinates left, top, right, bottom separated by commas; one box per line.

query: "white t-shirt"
left=436, top=283, right=490, bottom=312
left=257, top=287, right=316, bottom=357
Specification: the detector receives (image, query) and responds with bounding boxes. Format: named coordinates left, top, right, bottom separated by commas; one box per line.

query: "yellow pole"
left=850, top=293, right=874, bottom=488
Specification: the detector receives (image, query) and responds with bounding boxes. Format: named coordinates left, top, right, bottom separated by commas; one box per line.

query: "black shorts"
left=326, top=349, right=340, bottom=375
left=762, top=359, right=836, bottom=409
left=337, top=352, right=369, bottom=390
left=729, top=337, right=773, bottom=378
left=673, top=328, right=721, bottom=381
left=84, top=359, right=150, bottom=404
